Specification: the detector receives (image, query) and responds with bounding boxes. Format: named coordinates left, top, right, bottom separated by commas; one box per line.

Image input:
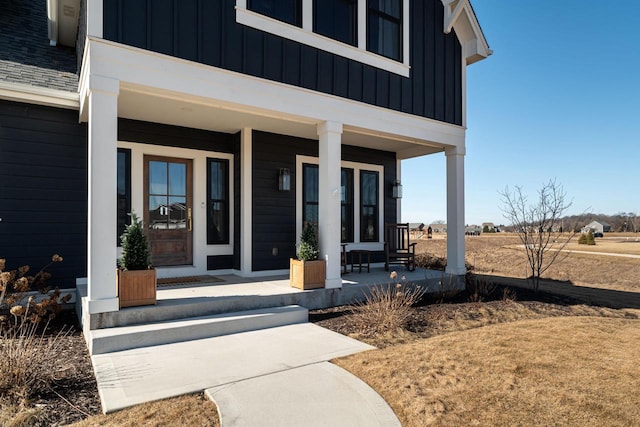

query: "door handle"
left=187, top=207, right=192, bottom=232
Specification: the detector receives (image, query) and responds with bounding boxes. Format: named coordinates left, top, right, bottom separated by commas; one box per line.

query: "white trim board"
left=117, top=141, right=234, bottom=278
left=0, top=81, right=79, bottom=110
left=296, top=155, right=385, bottom=252
left=81, top=38, right=466, bottom=156
left=235, top=0, right=410, bottom=77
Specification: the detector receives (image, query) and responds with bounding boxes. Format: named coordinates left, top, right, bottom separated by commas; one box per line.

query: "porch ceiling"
left=117, top=85, right=444, bottom=159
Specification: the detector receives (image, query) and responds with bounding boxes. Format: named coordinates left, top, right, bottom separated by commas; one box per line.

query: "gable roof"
left=0, top=0, right=78, bottom=93
left=442, top=0, right=492, bottom=64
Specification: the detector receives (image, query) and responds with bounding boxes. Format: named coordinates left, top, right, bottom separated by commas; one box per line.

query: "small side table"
left=350, top=250, right=371, bottom=273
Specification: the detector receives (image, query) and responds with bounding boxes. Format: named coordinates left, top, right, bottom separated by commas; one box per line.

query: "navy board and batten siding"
left=102, top=0, right=463, bottom=125
left=0, top=100, right=87, bottom=289
left=117, top=119, right=241, bottom=271
left=251, top=130, right=396, bottom=271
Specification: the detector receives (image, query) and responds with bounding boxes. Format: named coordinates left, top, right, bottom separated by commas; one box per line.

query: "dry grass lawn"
left=64, top=233, right=640, bottom=426
left=417, top=233, right=640, bottom=292
left=335, top=316, right=640, bottom=426
left=69, top=394, right=219, bottom=427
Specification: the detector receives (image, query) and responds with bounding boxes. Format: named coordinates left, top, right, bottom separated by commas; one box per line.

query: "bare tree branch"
left=499, top=179, right=582, bottom=293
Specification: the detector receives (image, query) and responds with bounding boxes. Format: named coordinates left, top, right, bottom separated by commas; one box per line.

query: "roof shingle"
left=0, top=0, right=78, bottom=92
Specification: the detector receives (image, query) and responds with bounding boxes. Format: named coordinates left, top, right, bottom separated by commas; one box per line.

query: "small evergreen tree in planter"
left=117, top=212, right=157, bottom=307
left=290, top=223, right=326, bottom=290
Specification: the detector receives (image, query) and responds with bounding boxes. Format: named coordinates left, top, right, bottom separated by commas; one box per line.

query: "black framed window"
left=367, top=0, right=402, bottom=61
left=341, top=168, right=354, bottom=242
left=248, top=0, right=302, bottom=27
left=314, top=0, right=357, bottom=46
left=302, top=164, right=319, bottom=230
left=117, top=148, right=131, bottom=243
left=360, top=170, right=379, bottom=242
left=207, top=159, right=229, bottom=244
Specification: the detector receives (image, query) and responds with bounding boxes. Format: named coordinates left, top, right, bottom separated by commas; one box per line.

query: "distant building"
left=429, top=223, right=447, bottom=233
left=582, top=221, right=611, bottom=234
left=481, top=222, right=496, bottom=233
left=465, top=225, right=481, bottom=236
left=409, top=223, right=425, bottom=238
left=409, top=223, right=425, bottom=232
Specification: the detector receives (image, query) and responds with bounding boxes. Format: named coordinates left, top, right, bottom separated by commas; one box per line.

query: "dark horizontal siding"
left=251, top=131, right=396, bottom=272
left=118, top=119, right=236, bottom=153
left=118, top=119, right=241, bottom=269
left=103, top=0, right=462, bottom=125
left=207, top=255, right=234, bottom=270
left=0, top=100, right=87, bottom=289
left=251, top=131, right=315, bottom=271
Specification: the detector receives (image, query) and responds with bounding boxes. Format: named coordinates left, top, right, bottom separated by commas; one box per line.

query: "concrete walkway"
left=91, top=323, right=401, bottom=426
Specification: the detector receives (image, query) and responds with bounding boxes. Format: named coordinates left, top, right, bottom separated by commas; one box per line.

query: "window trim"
left=296, top=155, right=384, bottom=250
left=207, top=158, right=230, bottom=245
left=235, top=0, right=410, bottom=77
left=117, top=141, right=235, bottom=262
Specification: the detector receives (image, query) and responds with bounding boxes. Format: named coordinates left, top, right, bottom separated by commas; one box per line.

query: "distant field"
left=416, top=233, right=640, bottom=293
left=563, top=233, right=640, bottom=255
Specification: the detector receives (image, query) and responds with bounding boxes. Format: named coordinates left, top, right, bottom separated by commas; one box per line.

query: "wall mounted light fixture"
left=278, top=168, right=290, bottom=191
left=392, top=180, right=403, bottom=199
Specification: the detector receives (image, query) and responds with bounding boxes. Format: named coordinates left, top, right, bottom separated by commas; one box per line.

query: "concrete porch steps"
left=89, top=305, right=308, bottom=355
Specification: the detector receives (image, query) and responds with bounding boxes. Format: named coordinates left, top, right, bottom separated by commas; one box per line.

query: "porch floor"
left=84, top=266, right=455, bottom=330
left=155, top=265, right=443, bottom=301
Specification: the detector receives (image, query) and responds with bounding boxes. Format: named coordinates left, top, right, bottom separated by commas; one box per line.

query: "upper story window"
left=314, top=0, right=357, bottom=47
left=236, top=0, right=410, bottom=77
left=367, top=0, right=402, bottom=61
left=248, top=0, right=302, bottom=27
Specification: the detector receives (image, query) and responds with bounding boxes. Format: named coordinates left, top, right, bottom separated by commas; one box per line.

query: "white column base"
left=87, top=297, right=119, bottom=315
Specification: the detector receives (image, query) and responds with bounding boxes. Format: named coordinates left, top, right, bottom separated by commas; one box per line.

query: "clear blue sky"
left=401, top=0, right=640, bottom=226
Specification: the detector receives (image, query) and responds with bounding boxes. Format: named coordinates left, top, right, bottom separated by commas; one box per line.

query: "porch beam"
left=86, top=75, right=120, bottom=314
left=445, top=145, right=466, bottom=275
left=317, top=121, right=343, bottom=289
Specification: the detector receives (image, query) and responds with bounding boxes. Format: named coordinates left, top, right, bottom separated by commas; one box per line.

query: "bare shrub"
left=0, top=256, right=74, bottom=406
left=415, top=253, right=447, bottom=270
left=502, top=287, right=517, bottom=302
left=466, top=274, right=497, bottom=303
left=0, top=301, right=73, bottom=404
left=415, top=253, right=475, bottom=273
left=351, top=272, right=426, bottom=334
left=500, top=179, right=583, bottom=293
left=434, top=272, right=462, bottom=303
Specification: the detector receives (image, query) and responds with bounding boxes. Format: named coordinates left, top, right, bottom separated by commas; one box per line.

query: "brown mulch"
left=1, top=310, right=102, bottom=426
left=310, top=286, right=638, bottom=349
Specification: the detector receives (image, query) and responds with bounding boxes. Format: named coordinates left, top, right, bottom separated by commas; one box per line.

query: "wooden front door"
left=144, top=155, right=193, bottom=266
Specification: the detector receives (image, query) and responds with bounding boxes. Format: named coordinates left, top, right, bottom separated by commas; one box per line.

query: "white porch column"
left=445, top=145, right=466, bottom=275
left=317, top=121, right=342, bottom=289
left=240, top=128, right=253, bottom=275
left=87, top=75, right=119, bottom=314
